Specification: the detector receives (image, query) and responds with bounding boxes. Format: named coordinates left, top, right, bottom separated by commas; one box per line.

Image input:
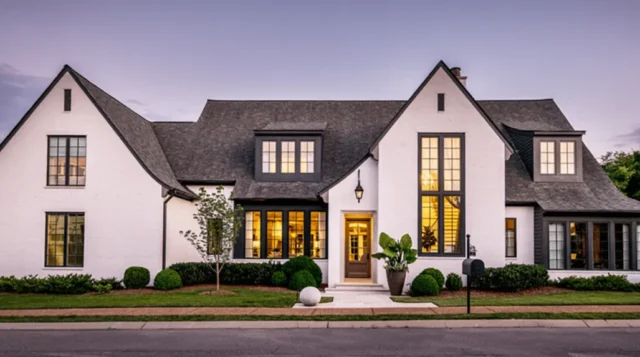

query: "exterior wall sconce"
left=354, top=169, right=364, bottom=203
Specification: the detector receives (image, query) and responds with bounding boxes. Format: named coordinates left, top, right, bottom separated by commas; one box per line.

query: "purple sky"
left=1, top=0, right=639, bottom=156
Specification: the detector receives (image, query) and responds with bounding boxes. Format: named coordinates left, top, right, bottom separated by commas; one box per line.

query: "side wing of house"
left=0, top=68, right=168, bottom=279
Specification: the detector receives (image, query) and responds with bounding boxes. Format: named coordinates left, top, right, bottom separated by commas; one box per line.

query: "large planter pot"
left=386, top=270, right=407, bottom=296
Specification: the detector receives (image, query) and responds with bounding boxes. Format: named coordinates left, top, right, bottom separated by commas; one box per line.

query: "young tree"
left=180, top=186, right=243, bottom=292
left=601, top=151, right=640, bottom=200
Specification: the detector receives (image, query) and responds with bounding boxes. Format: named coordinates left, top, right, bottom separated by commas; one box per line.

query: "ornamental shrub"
left=419, top=268, right=445, bottom=288
left=92, top=283, right=112, bottom=294
left=168, top=262, right=282, bottom=286
left=410, top=274, right=440, bottom=297
left=153, top=269, right=183, bottom=290
left=445, top=272, right=463, bottom=291
left=282, top=256, right=322, bottom=287
left=555, top=274, right=635, bottom=292
left=93, top=277, right=124, bottom=290
left=471, top=264, right=549, bottom=292
left=271, top=271, right=287, bottom=287
left=123, top=266, right=150, bottom=289
left=44, top=274, right=94, bottom=294
left=288, top=270, right=317, bottom=291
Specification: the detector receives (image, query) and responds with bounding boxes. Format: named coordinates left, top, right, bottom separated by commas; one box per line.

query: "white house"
left=1, top=61, right=640, bottom=289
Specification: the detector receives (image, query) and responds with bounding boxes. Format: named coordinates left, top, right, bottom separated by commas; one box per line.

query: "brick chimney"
left=450, top=67, right=467, bottom=87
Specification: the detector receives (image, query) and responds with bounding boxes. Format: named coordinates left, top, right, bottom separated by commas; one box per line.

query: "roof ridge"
left=205, top=99, right=406, bottom=103
left=477, top=98, right=555, bottom=102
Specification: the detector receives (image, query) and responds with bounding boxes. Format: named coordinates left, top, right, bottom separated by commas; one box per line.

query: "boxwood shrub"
left=470, top=264, right=549, bottom=292
left=153, top=269, right=183, bottom=290
left=288, top=270, right=316, bottom=291
left=271, top=271, right=287, bottom=287
left=554, top=274, right=636, bottom=292
left=282, top=256, right=322, bottom=287
left=410, top=274, right=440, bottom=297
left=168, top=262, right=283, bottom=286
left=419, top=268, right=445, bottom=288
left=445, top=272, right=463, bottom=291
left=123, top=266, right=150, bottom=289
left=0, top=274, right=114, bottom=294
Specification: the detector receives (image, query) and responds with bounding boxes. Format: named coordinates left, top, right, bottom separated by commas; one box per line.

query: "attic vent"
left=64, top=89, right=71, bottom=111
left=437, top=93, right=445, bottom=112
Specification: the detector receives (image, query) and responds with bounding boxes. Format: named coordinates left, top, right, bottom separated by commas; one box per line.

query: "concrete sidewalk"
left=1, top=305, right=640, bottom=317
left=1, top=319, right=640, bottom=330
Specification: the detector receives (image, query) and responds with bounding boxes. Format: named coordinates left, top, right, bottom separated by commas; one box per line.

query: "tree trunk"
left=216, top=261, right=220, bottom=291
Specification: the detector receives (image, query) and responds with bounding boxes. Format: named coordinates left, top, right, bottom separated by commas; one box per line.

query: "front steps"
left=324, top=283, right=389, bottom=293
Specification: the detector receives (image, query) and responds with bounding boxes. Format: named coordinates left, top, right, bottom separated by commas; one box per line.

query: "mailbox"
left=462, top=258, right=485, bottom=277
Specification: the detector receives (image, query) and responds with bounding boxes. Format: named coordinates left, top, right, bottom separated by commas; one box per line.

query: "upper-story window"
left=300, top=141, right=315, bottom=173
left=534, top=136, right=583, bottom=183
left=262, top=141, right=277, bottom=174
left=255, top=137, right=322, bottom=181
left=559, top=141, right=575, bottom=174
left=48, top=136, right=86, bottom=186
left=540, top=141, right=555, bottom=174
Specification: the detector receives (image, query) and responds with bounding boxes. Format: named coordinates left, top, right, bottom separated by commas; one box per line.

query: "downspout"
left=162, top=190, right=176, bottom=269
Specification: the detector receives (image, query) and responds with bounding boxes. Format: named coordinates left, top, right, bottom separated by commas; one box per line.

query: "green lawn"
left=392, top=291, right=640, bottom=306
left=0, top=288, right=331, bottom=310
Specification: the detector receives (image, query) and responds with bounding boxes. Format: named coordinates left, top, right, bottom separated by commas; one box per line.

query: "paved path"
left=2, top=305, right=640, bottom=317
left=1, top=328, right=639, bottom=356
left=295, top=291, right=438, bottom=308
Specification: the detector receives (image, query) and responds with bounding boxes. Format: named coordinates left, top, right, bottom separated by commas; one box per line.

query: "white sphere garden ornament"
left=299, top=286, right=321, bottom=306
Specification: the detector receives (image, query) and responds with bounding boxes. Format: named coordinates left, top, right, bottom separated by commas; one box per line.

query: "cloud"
left=0, top=64, right=48, bottom=142
left=125, top=99, right=145, bottom=106
left=612, top=128, right=640, bottom=151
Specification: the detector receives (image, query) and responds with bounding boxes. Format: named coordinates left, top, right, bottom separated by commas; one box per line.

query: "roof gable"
left=0, top=65, right=194, bottom=199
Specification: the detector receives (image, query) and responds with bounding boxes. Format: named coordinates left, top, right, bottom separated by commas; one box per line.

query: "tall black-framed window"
left=506, top=218, right=517, bottom=257
left=45, top=212, right=85, bottom=267
left=47, top=136, right=86, bottom=186
left=235, top=203, right=328, bottom=260
left=254, top=136, right=322, bottom=181
left=418, top=134, right=465, bottom=256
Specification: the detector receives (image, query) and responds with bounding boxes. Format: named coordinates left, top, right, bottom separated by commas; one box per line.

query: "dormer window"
left=254, top=122, right=325, bottom=182
left=533, top=134, right=583, bottom=182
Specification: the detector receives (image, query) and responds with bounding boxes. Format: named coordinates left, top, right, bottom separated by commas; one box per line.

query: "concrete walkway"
left=2, top=319, right=640, bottom=330
left=1, top=305, right=640, bottom=317
left=294, top=291, right=438, bottom=308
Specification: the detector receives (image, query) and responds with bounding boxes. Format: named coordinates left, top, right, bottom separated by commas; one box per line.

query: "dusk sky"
left=1, top=0, right=638, bottom=157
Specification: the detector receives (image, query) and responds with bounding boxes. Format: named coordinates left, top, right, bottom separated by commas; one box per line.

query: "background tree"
left=180, top=187, right=243, bottom=292
left=601, top=151, right=640, bottom=200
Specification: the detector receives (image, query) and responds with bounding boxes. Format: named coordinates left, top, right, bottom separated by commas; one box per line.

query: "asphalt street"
left=0, top=327, right=638, bottom=356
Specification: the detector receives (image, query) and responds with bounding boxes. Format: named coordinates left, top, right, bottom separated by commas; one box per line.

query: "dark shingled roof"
left=258, top=121, right=328, bottom=132
left=67, top=68, right=194, bottom=199
left=478, top=99, right=640, bottom=213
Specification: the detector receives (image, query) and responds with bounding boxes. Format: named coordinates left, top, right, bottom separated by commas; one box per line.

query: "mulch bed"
left=436, top=286, right=572, bottom=299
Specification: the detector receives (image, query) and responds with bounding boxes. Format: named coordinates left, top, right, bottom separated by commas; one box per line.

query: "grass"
left=0, top=288, right=304, bottom=309
left=2, top=312, right=640, bottom=323
left=392, top=291, right=640, bottom=307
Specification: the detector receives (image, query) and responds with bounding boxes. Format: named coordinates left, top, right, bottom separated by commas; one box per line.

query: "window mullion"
left=275, top=141, right=282, bottom=174
left=65, top=138, right=70, bottom=186
left=63, top=214, right=68, bottom=267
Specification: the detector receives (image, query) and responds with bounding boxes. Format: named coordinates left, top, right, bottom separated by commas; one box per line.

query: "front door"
left=344, top=219, right=371, bottom=279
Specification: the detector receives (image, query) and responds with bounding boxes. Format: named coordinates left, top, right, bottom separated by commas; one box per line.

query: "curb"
left=2, top=319, right=640, bottom=330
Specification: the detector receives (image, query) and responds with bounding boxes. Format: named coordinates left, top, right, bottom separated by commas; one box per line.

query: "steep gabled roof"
left=0, top=65, right=194, bottom=199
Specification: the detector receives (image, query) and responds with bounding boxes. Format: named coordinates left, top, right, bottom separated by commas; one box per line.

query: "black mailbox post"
left=463, top=234, right=484, bottom=314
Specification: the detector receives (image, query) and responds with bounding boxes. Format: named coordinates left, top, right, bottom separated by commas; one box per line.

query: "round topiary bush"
left=445, top=272, right=463, bottom=291
left=419, top=268, right=445, bottom=288
left=288, top=270, right=317, bottom=291
left=271, top=271, right=287, bottom=287
left=282, top=256, right=321, bottom=287
left=410, top=274, right=440, bottom=297
left=153, top=269, right=183, bottom=290
left=123, top=266, right=150, bottom=289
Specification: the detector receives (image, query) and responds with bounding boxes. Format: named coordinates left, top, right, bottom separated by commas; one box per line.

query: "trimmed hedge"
left=168, top=262, right=283, bottom=286
left=410, top=274, right=440, bottom=297
left=153, top=269, right=183, bottom=290
left=282, top=256, right=322, bottom=287
left=554, top=275, right=637, bottom=292
left=471, top=264, right=549, bottom=292
left=123, top=267, right=150, bottom=289
left=0, top=274, right=116, bottom=295
left=271, top=271, right=287, bottom=287
left=288, top=270, right=316, bottom=291
left=445, top=272, right=463, bottom=291
left=419, top=268, right=445, bottom=288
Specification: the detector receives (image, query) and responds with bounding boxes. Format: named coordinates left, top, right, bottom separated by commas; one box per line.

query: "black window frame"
left=533, top=136, right=583, bottom=183
left=437, top=93, right=445, bottom=112
left=544, top=218, right=639, bottom=271
left=234, top=202, right=328, bottom=260
left=418, top=133, right=466, bottom=257
left=505, top=217, right=517, bottom=258
left=44, top=212, right=85, bottom=268
left=64, top=89, right=72, bottom=111
left=254, top=136, right=322, bottom=182
left=47, top=135, right=87, bottom=187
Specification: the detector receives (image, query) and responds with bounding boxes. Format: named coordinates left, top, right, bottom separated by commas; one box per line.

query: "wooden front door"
left=344, top=219, right=371, bottom=279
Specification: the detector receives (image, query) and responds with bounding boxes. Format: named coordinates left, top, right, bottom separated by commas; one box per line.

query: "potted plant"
left=372, top=232, right=418, bottom=296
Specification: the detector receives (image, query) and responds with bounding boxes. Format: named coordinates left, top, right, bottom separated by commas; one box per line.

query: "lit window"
left=560, top=141, right=575, bottom=174
left=615, top=224, right=630, bottom=270
left=548, top=223, right=565, bottom=269
left=288, top=211, right=305, bottom=257
left=46, top=213, right=84, bottom=267
left=505, top=218, right=516, bottom=258
left=421, top=196, right=438, bottom=253
left=266, top=212, right=283, bottom=258
left=281, top=141, right=295, bottom=173
left=311, top=212, right=326, bottom=259
left=540, top=141, right=555, bottom=174
left=570, top=222, right=587, bottom=269
left=592, top=223, right=609, bottom=269
left=48, top=136, right=86, bottom=186
left=300, top=141, right=315, bottom=173
left=244, top=212, right=261, bottom=258
left=420, top=137, right=438, bottom=191
left=262, top=141, right=276, bottom=173
left=443, top=137, right=461, bottom=191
